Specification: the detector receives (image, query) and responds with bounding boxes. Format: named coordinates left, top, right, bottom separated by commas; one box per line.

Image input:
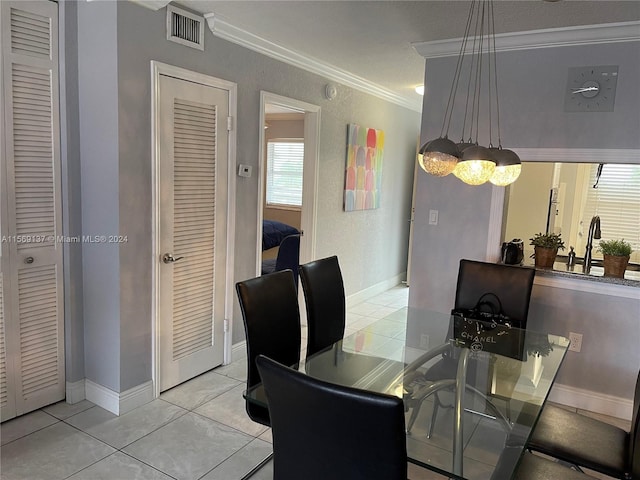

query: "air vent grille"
left=166, top=5, right=204, bottom=51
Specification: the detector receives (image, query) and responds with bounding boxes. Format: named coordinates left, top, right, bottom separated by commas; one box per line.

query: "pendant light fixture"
left=419, top=0, right=520, bottom=186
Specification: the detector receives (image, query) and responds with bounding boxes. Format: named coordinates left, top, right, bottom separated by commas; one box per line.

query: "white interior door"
left=158, top=74, right=229, bottom=391
left=1, top=0, right=65, bottom=421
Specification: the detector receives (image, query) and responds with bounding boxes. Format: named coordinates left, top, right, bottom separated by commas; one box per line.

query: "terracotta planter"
left=603, top=254, right=630, bottom=278
left=534, top=246, right=557, bottom=269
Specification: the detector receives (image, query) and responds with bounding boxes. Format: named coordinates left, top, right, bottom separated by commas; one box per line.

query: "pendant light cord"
left=489, top=0, right=502, bottom=149
left=441, top=0, right=477, bottom=138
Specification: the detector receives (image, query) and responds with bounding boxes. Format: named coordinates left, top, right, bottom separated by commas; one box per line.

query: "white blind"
left=266, top=141, right=303, bottom=207
left=582, top=163, right=640, bottom=262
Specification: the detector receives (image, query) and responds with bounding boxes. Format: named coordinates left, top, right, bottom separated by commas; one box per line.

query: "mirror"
left=502, top=162, right=640, bottom=268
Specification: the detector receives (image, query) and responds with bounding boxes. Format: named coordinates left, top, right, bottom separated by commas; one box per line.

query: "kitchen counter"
left=523, top=261, right=640, bottom=288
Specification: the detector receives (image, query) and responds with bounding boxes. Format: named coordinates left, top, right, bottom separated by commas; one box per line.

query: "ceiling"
left=177, top=1, right=640, bottom=109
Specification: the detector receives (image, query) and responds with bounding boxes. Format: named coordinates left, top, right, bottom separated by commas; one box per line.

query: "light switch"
left=238, top=164, right=252, bottom=177
left=429, top=210, right=439, bottom=225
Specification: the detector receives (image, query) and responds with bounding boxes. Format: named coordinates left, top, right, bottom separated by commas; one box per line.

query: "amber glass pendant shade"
left=418, top=137, right=459, bottom=177
left=453, top=146, right=496, bottom=185
left=489, top=148, right=522, bottom=186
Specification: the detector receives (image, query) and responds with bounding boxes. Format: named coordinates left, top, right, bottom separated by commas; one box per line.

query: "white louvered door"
left=158, top=75, right=228, bottom=391
left=0, top=1, right=64, bottom=421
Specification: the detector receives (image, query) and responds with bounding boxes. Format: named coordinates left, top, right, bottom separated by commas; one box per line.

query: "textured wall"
left=410, top=39, right=640, bottom=401
left=70, top=2, right=419, bottom=390
left=77, top=0, right=121, bottom=391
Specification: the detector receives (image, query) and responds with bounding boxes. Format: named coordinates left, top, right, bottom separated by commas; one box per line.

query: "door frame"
left=150, top=61, right=237, bottom=398
left=257, top=92, right=320, bottom=274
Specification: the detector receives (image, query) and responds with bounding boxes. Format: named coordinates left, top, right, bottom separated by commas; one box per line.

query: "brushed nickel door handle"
left=162, top=253, right=184, bottom=264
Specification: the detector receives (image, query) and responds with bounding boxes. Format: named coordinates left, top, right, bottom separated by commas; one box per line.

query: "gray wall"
left=529, top=284, right=640, bottom=399
left=77, top=0, right=121, bottom=392
left=71, top=1, right=419, bottom=391
left=60, top=0, right=84, bottom=384
left=409, top=40, right=640, bottom=400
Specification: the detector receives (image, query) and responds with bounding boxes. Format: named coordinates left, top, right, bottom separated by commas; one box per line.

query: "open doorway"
left=256, top=92, right=320, bottom=283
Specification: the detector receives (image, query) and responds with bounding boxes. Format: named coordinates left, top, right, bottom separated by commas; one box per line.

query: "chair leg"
left=240, top=451, right=273, bottom=480
left=406, top=379, right=456, bottom=433
left=427, top=393, right=442, bottom=439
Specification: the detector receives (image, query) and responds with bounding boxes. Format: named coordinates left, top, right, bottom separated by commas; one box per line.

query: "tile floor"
left=0, top=285, right=629, bottom=480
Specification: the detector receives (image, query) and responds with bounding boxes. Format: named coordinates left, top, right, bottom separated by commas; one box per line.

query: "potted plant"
left=530, top=232, right=565, bottom=268
left=598, top=239, right=633, bottom=278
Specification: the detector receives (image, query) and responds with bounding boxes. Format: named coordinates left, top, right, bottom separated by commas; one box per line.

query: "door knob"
left=162, top=253, right=184, bottom=264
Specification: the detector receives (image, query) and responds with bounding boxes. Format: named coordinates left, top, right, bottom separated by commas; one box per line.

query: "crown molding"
left=514, top=148, right=640, bottom=164
left=126, top=0, right=171, bottom=11
left=413, top=21, right=640, bottom=59
left=204, top=14, right=421, bottom=112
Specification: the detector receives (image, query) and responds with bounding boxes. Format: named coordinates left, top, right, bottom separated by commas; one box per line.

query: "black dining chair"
left=496, top=451, right=593, bottom=480
left=256, top=354, right=408, bottom=480
left=261, top=234, right=301, bottom=288
left=299, top=255, right=395, bottom=387
left=406, top=259, right=535, bottom=435
left=527, top=368, right=640, bottom=479
left=235, top=270, right=302, bottom=478
left=299, top=255, right=346, bottom=359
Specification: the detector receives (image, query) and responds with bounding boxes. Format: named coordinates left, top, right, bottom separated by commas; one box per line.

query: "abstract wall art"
left=344, top=123, right=384, bottom=211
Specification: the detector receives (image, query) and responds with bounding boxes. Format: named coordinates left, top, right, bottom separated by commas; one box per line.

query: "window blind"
left=582, top=163, right=640, bottom=262
left=266, top=141, right=304, bottom=207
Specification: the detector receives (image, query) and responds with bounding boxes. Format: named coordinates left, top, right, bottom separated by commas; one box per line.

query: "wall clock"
left=564, top=65, right=618, bottom=112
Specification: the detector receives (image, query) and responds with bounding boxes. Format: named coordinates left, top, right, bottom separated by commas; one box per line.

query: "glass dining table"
left=245, top=306, right=570, bottom=480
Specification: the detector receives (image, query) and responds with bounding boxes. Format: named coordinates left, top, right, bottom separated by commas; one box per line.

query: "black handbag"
left=451, top=293, right=525, bottom=361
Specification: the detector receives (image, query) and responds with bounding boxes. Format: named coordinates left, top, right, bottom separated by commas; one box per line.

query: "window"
left=581, top=163, right=640, bottom=263
left=266, top=140, right=304, bottom=207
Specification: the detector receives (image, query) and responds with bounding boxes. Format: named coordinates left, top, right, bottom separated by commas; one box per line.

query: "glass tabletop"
left=246, top=306, right=569, bottom=480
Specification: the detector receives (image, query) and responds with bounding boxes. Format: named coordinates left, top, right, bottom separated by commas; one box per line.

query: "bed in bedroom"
left=262, top=220, right=300, bottom=251
left=261, top=220, right=301, bottom=281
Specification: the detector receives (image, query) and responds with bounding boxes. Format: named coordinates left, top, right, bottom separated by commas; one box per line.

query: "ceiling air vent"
left=166, top=5, right=204, bottom=51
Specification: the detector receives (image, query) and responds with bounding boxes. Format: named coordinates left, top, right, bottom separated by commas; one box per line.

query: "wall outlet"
left=420, top=334, right=430, bottom=349
left=568, top=332, right=583, bottom=352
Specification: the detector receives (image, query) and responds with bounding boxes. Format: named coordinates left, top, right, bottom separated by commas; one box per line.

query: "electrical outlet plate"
left=568, top=332, right=583, bottom=352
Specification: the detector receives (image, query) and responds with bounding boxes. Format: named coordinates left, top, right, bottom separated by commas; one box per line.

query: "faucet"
left=583, top=216, right=601, bottom=274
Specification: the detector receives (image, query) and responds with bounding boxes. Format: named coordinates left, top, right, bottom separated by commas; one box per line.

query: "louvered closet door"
left=0, top=0, right=64, bottom=421
left=158, top=75, right=228, bottom=391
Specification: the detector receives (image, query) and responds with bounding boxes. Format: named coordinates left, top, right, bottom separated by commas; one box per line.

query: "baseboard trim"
left=231, top=340, right=247, bottom=363
left=346, top=273, right=406, bottom=308
left=65, top=380, right=86, bottom=404
left=119, top=381, right=154, bottom=415
left=548, top=382, right=633, bottom=421
left=85, top=380, right=154, bottom=416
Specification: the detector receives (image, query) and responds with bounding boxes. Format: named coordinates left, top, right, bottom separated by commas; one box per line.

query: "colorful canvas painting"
left=344, top=124, right=384, bottom=211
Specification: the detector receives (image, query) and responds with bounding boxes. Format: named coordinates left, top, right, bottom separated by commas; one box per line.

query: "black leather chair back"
left=455, top=259, right=535, bottom=328
left=299, top=255, right=346, bottom=358
left=236, top=270, right=301, bottom=425
left=256, top=355, right=407, bottom=480
left=275, top=234, right=301, bottom=287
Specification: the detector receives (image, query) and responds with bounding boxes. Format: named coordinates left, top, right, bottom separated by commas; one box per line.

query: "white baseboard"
left=231, top=340, right=247, bottom=363
left=346, top=273, right=406, bottom=307
left=65, top=380, right=86, bottom=404
left=119, top=381, right=154, bottom=415
left=548, top=382, right=633, bottom=421
left=85, top=379, right=154, bottom=416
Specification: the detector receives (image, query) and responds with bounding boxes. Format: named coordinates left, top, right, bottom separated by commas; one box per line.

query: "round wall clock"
left=564, top=65, right=618, bottom=112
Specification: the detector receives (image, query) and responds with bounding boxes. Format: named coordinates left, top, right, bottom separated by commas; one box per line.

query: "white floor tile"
left=123, top=412, right=252, bottom=480
left=67, top=451, right=173, bottom=480
left=195, top=384, right=269, bottom=437
left=0, top=410, right=58, bottom=446
left=160, top=370, right=241, bottom=410
left=0, top=422, right=115, bottom=480
left=65, top=399, right=187, bottom=449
